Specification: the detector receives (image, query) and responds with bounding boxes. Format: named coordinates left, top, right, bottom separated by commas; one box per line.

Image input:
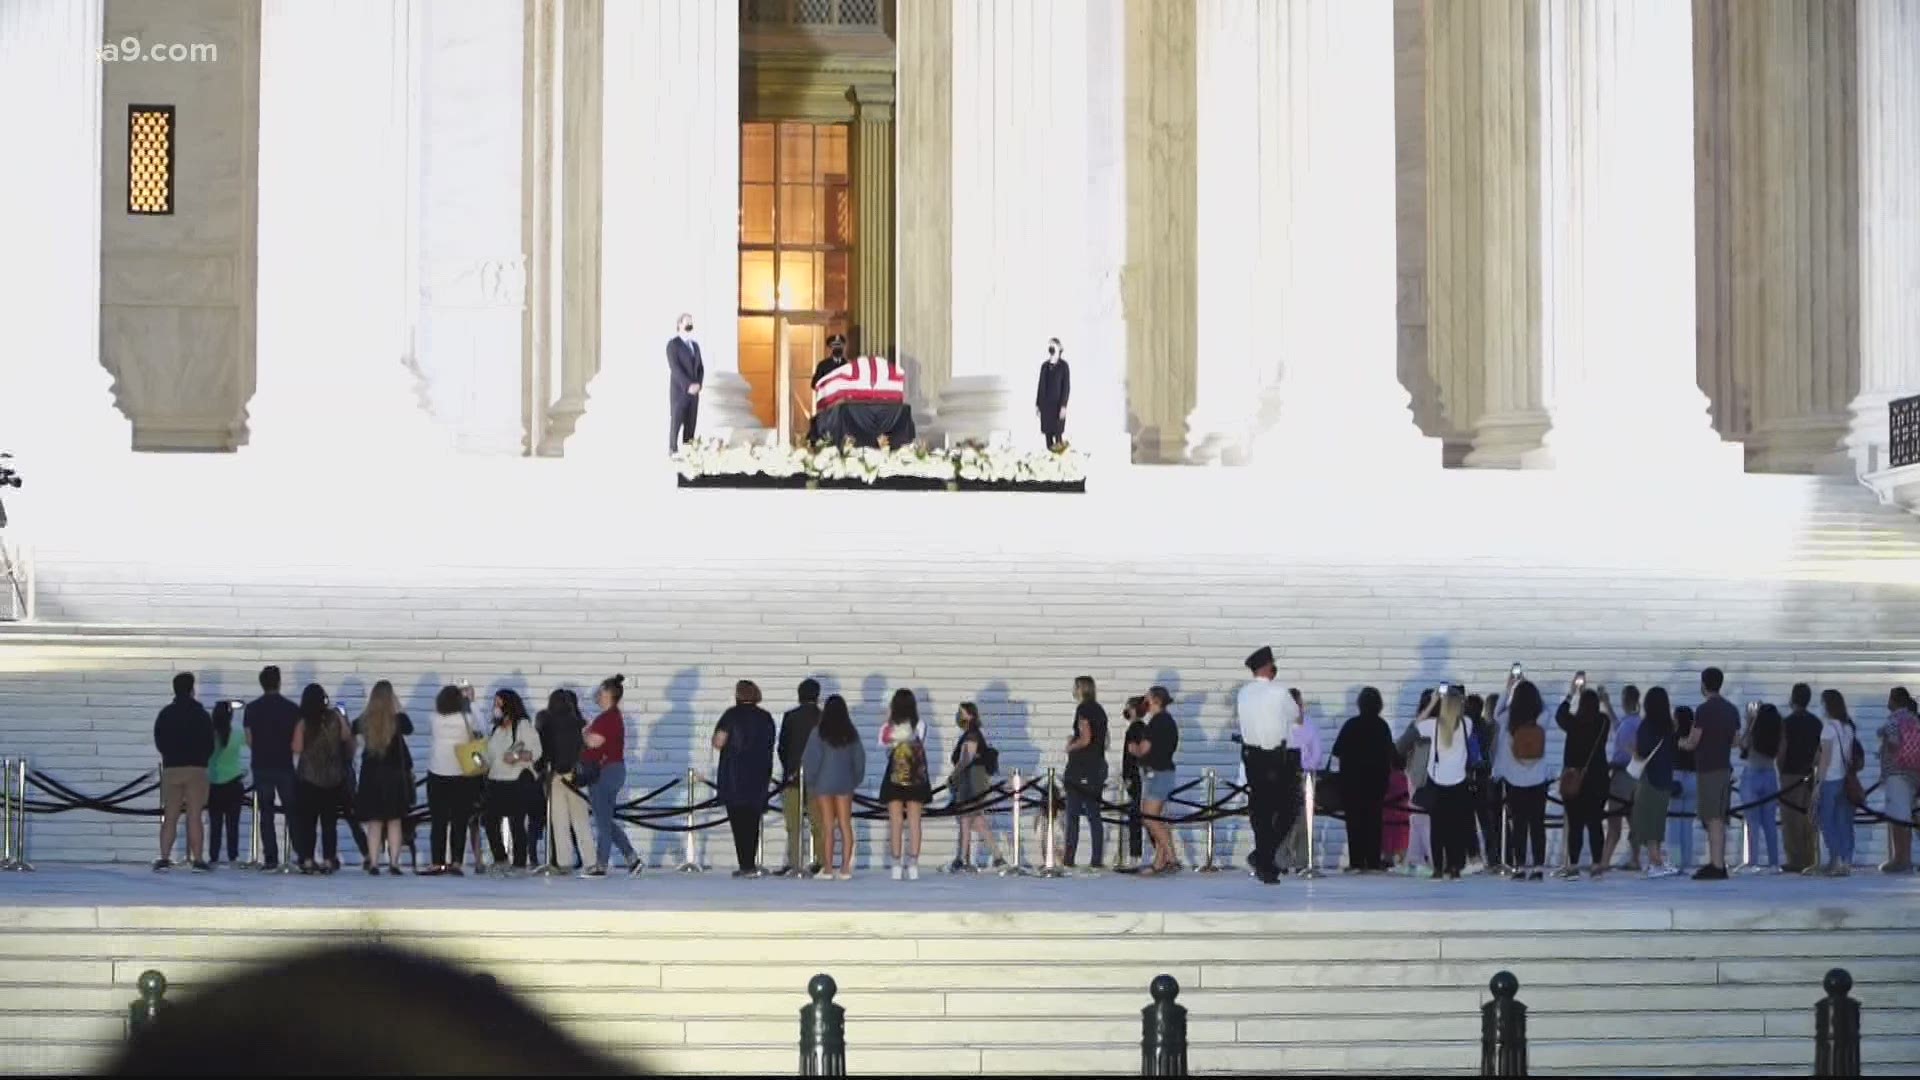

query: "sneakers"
left=906, top=860, right=921, bottom=881
left=627, top=861, right=645, bottom=877
left=1880, top=861, right=1913, bottom=874
left=836, top=870, right=853, bottom=881
left=1827, top=863, right=1853, bottom=878
left=1692, top=865, right=1729, bottom=881
left=151, top=859, right=173, bottom=873
left=946, top=859, right=967, bottom=875
left=190, top=861, right=212, bottom=874
left=581, top=865, right=607, bottom=878
left=890, top=863, right=904, bottom=881
left=1552, top=866, right=1580, bottom=881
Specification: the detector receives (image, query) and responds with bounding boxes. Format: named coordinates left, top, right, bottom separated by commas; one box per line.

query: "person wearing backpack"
left=1739, top=702, right=1785, bottom=871
left=1814, top=689, right=1860, bottom=876
left=946, top=702, right=1006, bottom=872
left=1494, top=677, right=1550, bottom=880
left=291, top=683, right=356, bottom=874
left=1876, top=687, right=1919, bottom=873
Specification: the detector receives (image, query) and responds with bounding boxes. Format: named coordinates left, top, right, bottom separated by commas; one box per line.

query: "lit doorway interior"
left=738, top=121, right=852, bottom=443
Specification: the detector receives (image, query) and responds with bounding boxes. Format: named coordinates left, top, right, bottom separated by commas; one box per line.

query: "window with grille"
left=127, top=105, right=175, bottom=215
left=744, top=0, right=882, bottom=28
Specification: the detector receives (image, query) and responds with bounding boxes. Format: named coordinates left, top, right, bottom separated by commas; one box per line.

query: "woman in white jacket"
left=483, top=689, right=544, bottom=874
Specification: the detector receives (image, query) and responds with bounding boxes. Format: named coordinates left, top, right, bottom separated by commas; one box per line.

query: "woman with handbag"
left=1555, top=685, right=1613, bottom=879
left=1414, top=686, right=1474, bottom=880
left=424, top=684, right=485, bottom=876
left=1628, top=688, right=1679, bottom=878
left=352, top=680, right=415, bottom=876
left=1815, top=689, right=1860, bottom=876
left=1495, top=678, right=1551, bottom=881
left=484, top=689, right=544, bottom=874
left=291, top=684, right=357, bottom=875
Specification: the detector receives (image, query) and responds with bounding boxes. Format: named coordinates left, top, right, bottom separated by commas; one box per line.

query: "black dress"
left=354, top=713, right=415, bottom=822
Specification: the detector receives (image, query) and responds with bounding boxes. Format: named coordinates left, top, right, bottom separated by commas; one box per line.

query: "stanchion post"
left=1196, top=769, right=1220, bottom=874
left=0, top=756, right=15, bottom=871
left=9, top=758, right=31, bottom=872
left=799, top=768, right=816, bottom=878
left=1038, top=768, right=1064, bottom=878
left=274, top=809, right=298, bottom=874
left=535, top=777, right=563, bottom=876
left=1495, top=786, right=1510, bottom=877
left=1299, top=769, right=1323, bottom=879
left=1140, top=974, right=1188, bottom=1077
left=677, top=767, right=707, bottom=873
left=1112, top=775, right=1133, bottom=873
left=1000, top=770, right=1030, bottom=877
left=755, top=784, right=768, bottom=877
left=798, top=973, right=847, bottom=1076
left=1480, top=971, right=1528, bottom=1077
left=1815, top=968, right=1861, bottom=1078
left=127, top=970, right=170, bottom=1038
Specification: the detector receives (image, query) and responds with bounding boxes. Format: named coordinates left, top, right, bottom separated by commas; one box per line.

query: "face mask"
left=832, top=344, right=845, bottom=356
left=680, top=324, right=694, bottom=337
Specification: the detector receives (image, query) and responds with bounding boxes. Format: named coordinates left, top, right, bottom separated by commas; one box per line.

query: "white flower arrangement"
left=674, top=437, right=1086, bottom=487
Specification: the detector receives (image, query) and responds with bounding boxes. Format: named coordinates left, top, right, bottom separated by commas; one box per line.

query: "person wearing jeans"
left=1668, top=706, right=1699, bottom=869
left=583, top=675, right=640, bottom=876
left=243, top=665, right=302, bottom=869
left=1063, top=677, right=1110, bottom=870
left=1815, top=690, right=1858, bottom=875
left=1740, top=703, right=1784, bottom=870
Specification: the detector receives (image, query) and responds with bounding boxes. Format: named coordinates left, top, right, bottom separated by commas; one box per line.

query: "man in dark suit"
left=1035, top=337, right=1070, bottom=449
left=667, top=313, right=703, bottom=451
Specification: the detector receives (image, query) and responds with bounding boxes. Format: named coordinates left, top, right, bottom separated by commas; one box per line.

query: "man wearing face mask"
left=1035, top=338, right=1070, bottom=449
left=667, top=313, right=703, bottom=452
left=808, top=334, right=849, bottom=444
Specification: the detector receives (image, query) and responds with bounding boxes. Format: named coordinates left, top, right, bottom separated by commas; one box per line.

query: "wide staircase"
left=1, top=471, right=1919, bottom=1075
left=1, top=879, right=1917, bottom=1075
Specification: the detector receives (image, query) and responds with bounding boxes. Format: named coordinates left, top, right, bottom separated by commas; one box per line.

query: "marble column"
left=523, top=0, right=603, bottom=456
left=1846, top=0, right=1920, bottom=476
left=1524, top=0, right=1741, bottom=473
left=575, top=0, right=759, bottom=459
left=850, top=84, right=895, bottom=360
left=1742, top=0, right=1860, bottom=474
left=1122, top=0, right=1197, bottom=463
left=251, top=0, right=443, bottom=458
left=895, top=0, right=953, bottom=419
left=1425, top=0, right=1547, bottom=468
left=1244, top=0, right=1438, bottom=473
left=1081, top=0, right=1133, bottom=465
left=0, top=0, right=126, bottom=461
left=98, top=0, right=258, bottom=452
left=1692, top=0, right=1755, bottom=442
left=944, top=0, right=1094, bottom=447
left=1186, top=0, right=1263, bottom=464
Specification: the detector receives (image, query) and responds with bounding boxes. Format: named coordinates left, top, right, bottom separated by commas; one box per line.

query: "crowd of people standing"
left=146, top=658, right=1920, bottom=881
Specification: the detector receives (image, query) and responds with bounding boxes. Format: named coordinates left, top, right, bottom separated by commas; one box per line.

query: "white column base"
left=695, top=372, right=769, bottom=444
left=1523, top=417, right=1745, bottom=475
left=934, top=375, right=1016, bottom=447
left=1747, top=413, right=1852, bottom=475
left=1245, top=376, right=1442, bottom=475
left=1846, top=391, right=1912, bottom=477
left=1465, top=411, right=1552, bottom=470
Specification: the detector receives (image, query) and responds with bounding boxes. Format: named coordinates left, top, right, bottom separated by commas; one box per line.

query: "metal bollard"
left=1815, top=968, right=1861, bottom=1078
left=274, top=811, right=299, bottom=874
left=1038, top=768, right=1064, bottom=878
left=127, top=970, right=171, bottom=1037
left=798, top=973, right=847, bottom=1076
left=6, top=758, right=31, bottom=872
left=1480, top=971, right=1528, bottom=1077
left=677, top=767, right=706, bottom=873
left=1299, top=770, right=1323, bottom=879
left=799, top=768, right=817, bottom=878
left=1196, top=769, right=1220, bottom=873
left=754, top=786, right=768, bottom=877
left=237, top=788, right=263, bottom=870
left=1140, top=974, right=1188, bottom=1077
left=1000, top=770, right=1030, bottom=876
left=0, top=757, right=15, bottom=871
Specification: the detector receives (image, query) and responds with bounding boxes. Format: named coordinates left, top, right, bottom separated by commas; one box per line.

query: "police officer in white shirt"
left=1237, top=646, right=1300, bottom=885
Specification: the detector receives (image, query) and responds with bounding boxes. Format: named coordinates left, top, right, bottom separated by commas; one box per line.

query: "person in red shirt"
left=581, top=674, right=640, bottom=877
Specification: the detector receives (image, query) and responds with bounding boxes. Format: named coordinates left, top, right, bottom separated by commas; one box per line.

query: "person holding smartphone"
left=483, top=690, right=543, bottom=874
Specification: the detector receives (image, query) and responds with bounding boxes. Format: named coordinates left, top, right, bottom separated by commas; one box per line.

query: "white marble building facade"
left=5, top=0, right=1919, bottom=477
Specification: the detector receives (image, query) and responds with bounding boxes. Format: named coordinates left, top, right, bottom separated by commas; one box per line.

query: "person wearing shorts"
left=1683, top=668, right=1742, bottom=881
left=1128, top=686, right=1181, bottom=875
left=153, top=672, right=214, bottom=872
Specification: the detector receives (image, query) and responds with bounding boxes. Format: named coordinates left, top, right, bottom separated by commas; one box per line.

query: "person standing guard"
left=1236, top=646, right=1296, bottom=884
left=667, top=313, right=704, bottom=452
left=1035, top=338, right=1070, bottom=449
